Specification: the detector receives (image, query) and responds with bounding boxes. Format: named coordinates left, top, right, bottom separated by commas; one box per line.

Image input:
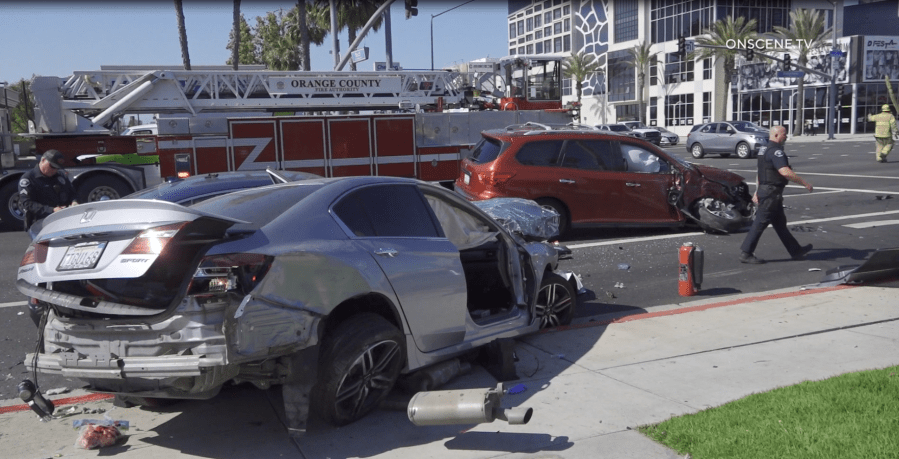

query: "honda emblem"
left=80, top=209, right=97, bottom=224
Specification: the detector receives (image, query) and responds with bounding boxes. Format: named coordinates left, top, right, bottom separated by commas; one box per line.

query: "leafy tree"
left=691, top=15, right=758, bottom=122
left=625, top=41, right=657, bottom=124
left=773, top=8, right=831, bottom=136
left=174, top=0, right=191, bottom=70
left=227, top=14, right=260, bottom=66
left=562, top=51, right=603, bottom=110
left=252, top=4, right=329, bottom=71
left=4, top=79, right=34, bottom=141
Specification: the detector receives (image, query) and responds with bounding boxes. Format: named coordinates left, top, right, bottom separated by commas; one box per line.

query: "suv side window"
left=515, top=140, right=563, bottom=166
left=701, top=123, right=717, bottom=133
left=334, top=185, right=442, bottom=238
left=559, top=139, right=623, bottom=171
left=619, top=143, right=670, bottom=174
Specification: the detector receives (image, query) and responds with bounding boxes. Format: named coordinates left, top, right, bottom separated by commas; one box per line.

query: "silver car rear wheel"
left=690, top=143, right=705, bottom=159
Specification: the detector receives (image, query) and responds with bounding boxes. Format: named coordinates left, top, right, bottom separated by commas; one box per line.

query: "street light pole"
left=430, top=0, right=476, bottom=71
left=827, top=0, right=838, bottom=140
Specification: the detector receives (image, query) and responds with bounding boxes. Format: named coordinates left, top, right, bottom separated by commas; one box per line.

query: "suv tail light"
left=20, top=242, right=49, bottom=267
left=188, top=253, right=273, bottom=297
left=121, top=222, right=189, bottom=255
left=484, top=171, right=516, bottom=187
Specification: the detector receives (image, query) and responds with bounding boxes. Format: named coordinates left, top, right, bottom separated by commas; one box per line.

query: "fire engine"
left=0, top=56, right=575, bottom=230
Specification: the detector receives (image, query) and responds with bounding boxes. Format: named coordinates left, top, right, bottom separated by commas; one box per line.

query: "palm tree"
left=691, top=16, right=759, bottom=122
left=562, top=51, right=603, bottom=111
left=625, top=41, right=657, bottom=124
left=231, top=0, right=241, bottom=70
left=773, top=9, right=831, bottom=136
left=174, top=0, right=191, bottom=70
left=336, top=0, right=385, bottom=71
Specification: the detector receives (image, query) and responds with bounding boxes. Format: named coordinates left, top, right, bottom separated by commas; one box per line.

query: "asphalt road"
left=1, top=139, right=897, bottom=400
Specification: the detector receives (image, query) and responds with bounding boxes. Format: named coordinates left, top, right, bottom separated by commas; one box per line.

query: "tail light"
left=482, top=171, right=516, bottom=187
left=175, top=153, right=192, bottom=179
left=188, top=253, right=273, bottom=297
left=121, top=222, right=189, bottom=255
left=20, top=242, right=49, bottom=267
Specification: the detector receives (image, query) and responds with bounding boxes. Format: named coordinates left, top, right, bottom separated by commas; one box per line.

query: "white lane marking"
left=0, top=301, right=28, bottom=309
left=784, top=190, right=845, bottom=197
left=731, top=169, right=899, bottom=180
left=842, top=219, right=899, bottom=229
left=569, top=210, right=899, bottom=250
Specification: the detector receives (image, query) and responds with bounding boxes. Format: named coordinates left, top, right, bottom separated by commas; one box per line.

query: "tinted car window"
left=470, top=138, right=504, bottom=164
left=334, top=185, right=441, bottom=238
left=700, top=123, right=717, bottom=133
left=515, top=140, right=563, bottom=166
left=560, top=140, right=622, bottom=171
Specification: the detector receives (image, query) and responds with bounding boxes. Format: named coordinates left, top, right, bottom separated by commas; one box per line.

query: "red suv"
left=454, top=123, right=754, bottom=235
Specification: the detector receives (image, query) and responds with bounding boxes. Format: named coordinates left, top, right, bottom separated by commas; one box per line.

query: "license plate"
left=463, top=172, right=470, bottom=185
left=58, top=242, right=107, bottom=271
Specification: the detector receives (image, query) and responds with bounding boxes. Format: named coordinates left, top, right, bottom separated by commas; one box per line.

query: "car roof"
left=126, top=170, right=320, bottom=203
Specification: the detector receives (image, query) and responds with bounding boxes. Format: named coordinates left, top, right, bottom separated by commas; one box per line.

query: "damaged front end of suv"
left=672, top=163, right=755, bottom=233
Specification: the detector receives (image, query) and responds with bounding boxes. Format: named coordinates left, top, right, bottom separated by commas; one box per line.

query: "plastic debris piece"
left=17, top=311, right=23, bottom=315
left=808, top=268, right=822, bottom=272
left=507, top=384, right=527, bottom=395
left=617, top=263, right=630, bottom=270
left=555, top=354, right=565, bottom=359
left=614, top=282, right=625, bottom=289
left=74, top=424, right=124, bottom=450
left=45, top=387, right=70, bottom=396
left=73, top=419, right=129, bottom=431
left=605, top=291, right=616, bottom=299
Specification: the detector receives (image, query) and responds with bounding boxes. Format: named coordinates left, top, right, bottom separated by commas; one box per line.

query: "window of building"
left=510, top=23, right=517, bottom=39
left=545, top=26, right=552, bottom=36
left=608, top=50, right=636, bottom=103
left=527, top=44, right=534, bottom=54
left=553, top=8, right=561, bottom=20
left=510, top=48, right=516, bottom=55
left=615, top=104, right=639, bottom=121
left=564, top=35, right=570, bottom=52
left=536, top=41, right=544, bottom=54
left=554, top=22, right=562, bottom=35
left=526, top=34, right=533, bottom=41
left=536, top=30, right=543, bottom=39
left=563, top=5, right=570, bottom=15
left=702, top=92, right=711, bottom=121
left=650, top=0, right=715, bottom=43
left=518, top=38, right=525, bottom=44
left=564, top=18, right=570, bottom=32
left=665, top=93, right=694, bottom=126
left=519, top=46, right=525, bottom=54
left=535, top=15, right=542, bottom=27
left=534, top=4, right=541, bottom=12
left=544, top=39, right=551, bottom=53
left=544, top=12, right=551, bottom=24
left=518, top=20, right=524, bottom=36
left=554, top=37, right=562, bottom=53
left=562, top=77, right=572, bottom=97
left=716, top=0, right=790, bottom=33
left=665, top=52, right=694, bottom=84
left=703, top=58, right=712, bottom=80
left=614, top=0, right=639, bottom=43
left=544, top=1, right=551, bottom=9
left=649, top=55, right=658, bottom=86
left=650, top=97, right=658, bottom=125
left=527, top=17, right=533, bottom=32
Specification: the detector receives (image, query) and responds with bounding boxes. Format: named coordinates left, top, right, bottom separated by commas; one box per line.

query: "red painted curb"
left=540, top=283, right=855, bottom=334
left=0, top=393, right=114, bottom=414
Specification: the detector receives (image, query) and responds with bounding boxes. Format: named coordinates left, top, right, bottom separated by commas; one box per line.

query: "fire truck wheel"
left=0, top=181, right=25, bottom=231
left=77, top=176, right=132, bottom=203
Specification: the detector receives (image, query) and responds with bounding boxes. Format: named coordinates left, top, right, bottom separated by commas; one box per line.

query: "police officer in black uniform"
left=18, top=150, right=78, bottom=231
left=739, top=126, right=814, bottom=264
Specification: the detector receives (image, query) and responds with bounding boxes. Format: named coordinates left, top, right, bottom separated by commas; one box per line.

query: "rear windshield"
left=470, top=137, right=504, bottom=164
left=191, top=183, right=325, bottom=229
left=607, top=125, right=628, bottom=132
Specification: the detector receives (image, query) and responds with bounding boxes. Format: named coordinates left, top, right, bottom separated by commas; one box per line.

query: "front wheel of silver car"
left=736, top=142, right=752, bottom=159
left=690, top=143, right=705, bottom=159
left=313, top=314, right=404, bottom=426
left=535, top=273, right=576, bottom=329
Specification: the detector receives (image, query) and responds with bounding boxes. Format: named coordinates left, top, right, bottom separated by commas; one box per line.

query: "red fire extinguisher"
left=678, top=242, right=704, bottom=296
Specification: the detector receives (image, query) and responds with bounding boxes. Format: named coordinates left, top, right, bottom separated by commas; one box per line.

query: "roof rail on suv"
left=503, top=122, right=600, bottom=135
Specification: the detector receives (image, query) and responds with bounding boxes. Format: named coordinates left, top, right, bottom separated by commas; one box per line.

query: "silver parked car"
left=686, top=121, right=769, bottom=159
left=654, top=126, right=679, bottom=146
left=17, top=176, right=573, bottom=427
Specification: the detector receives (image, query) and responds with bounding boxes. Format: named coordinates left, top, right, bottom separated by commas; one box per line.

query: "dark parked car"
left=125, top=169, right=320, bottom=205
left=686, top=121, right=769, bottom=159
left=18, top=176, right=574, bottom=427
left=454, top=123, right=754, bottom=235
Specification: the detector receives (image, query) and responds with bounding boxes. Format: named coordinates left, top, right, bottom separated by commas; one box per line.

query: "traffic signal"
left=783, top=54, right=792, bottom=71
left=405, top=0, right=418, bottom=19
left=745, top=48, right=754, bottom=61
left=677, top=36, right=686, bottom=56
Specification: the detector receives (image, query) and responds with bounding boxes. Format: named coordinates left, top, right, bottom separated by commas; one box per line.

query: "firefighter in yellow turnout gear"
left=868, top=104, right=899, bottom=163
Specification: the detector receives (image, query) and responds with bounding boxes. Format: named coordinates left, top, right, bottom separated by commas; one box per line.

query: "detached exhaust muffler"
left=407, top=383, right=533, bottom=426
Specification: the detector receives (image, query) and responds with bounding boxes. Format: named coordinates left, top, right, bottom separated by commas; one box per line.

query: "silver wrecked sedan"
left=17, top=176, right=573, bottom=427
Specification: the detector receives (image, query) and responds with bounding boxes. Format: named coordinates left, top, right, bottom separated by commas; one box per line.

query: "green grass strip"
left=639, top=365, right=899, bottom=459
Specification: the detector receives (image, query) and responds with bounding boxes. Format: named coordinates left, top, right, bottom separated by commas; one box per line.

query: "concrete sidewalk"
left=1, top=283, right=897, bottom=459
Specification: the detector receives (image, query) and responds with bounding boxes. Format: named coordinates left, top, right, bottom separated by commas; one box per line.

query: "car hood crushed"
left=691, top=164, right=746, bottom=187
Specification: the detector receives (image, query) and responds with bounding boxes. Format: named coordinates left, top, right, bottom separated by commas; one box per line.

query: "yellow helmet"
left=883, top=104, right=891, bottom=112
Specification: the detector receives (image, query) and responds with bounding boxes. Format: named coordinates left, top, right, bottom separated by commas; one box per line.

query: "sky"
left=0, top=0, right=510, bottom=85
